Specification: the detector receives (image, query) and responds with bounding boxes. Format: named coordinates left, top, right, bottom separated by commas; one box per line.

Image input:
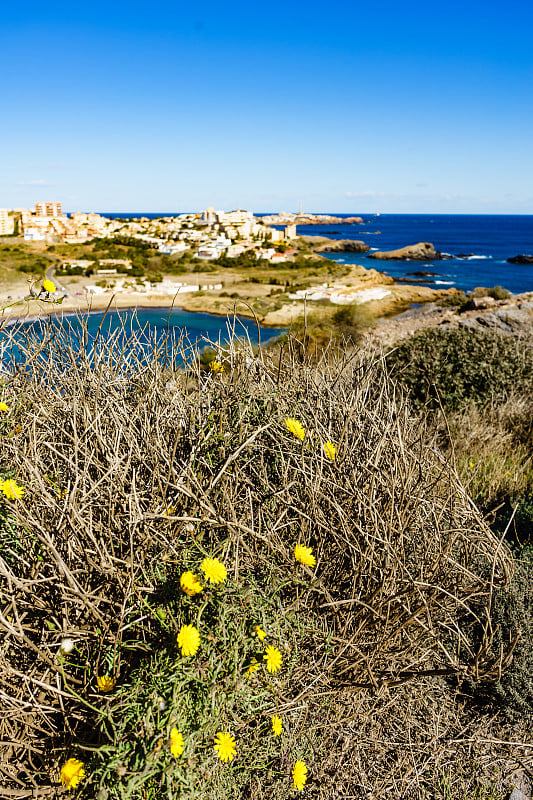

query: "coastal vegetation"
left=387, top=326, right=533, bottom=719
left=0, top=306, right=531, bottom=799
left=0, top=243, right=57, bottom=277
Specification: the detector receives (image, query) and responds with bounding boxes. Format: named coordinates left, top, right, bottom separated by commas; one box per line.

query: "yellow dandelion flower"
left=209, top=360, right=225, bottom=373
left=469, top=460, right=474, bottom=468
left=162, top=504, right=177, bottom=516
left=292, top=760, right=308, bottom=791
left=96, top=675, right=115, bottom=693
left=255, top=625, right=266, bottom=642
left=0, top=402, right=9, bottom=413
left=180, top=571, right=204, bottom=597
left=201, top=557, right=227, bottom=584
left=214, top=731, right=236, bottom=762
left=1, top=479, right=24, bottom=500
left=177, top=624, right=200, bottom=656
left=42, top=279, right=56, bottom=294
left=60, top=758, right=85, bottom=789
left=246, top=657, right=259, bottom=677
left=323, top=441, right=336, bottom=461
left=285, top=417, right=306, bottom=441
left=264, top=645, right=282, bottom=674
left=294, top=544, right=316, bottom=568
left=272, top=715, right=282, bottom=736
left=170, top=727, right=184, bottom=757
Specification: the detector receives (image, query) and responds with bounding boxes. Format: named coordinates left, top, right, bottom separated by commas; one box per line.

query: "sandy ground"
left=0, top=269, right=452, bottom=328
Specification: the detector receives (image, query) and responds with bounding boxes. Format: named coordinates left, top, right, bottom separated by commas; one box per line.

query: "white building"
left=285, top=224, right=297, bottom=240
left=35, top=201, right=63, bottom=218
left=226, top=244, right=247, bottom=257
left=196, top=245, right=221, bottom=260
left=158, top=241, right=187, bottom=255
left=24, top=227, right=46, bottom=241
left=268, top=229, right=284, bottom=243
left=0, top=209, right=14, bottom=235
left=217, top=208, right=258, bottom=239
left=201, top=207, right=217, bottom=224
left=256, top=248, right=276, bottom=260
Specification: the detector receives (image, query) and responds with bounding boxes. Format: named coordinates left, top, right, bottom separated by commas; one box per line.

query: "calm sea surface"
left=2, top=308, right=284, bottom=367
left=102, top=212, right=533, bottom=294
left=282, top=214, right=533, bottom=294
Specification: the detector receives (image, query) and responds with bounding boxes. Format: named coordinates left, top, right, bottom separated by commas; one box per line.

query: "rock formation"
left=368, top=242, right=447, bottom=261
left=508, top=255, right=533, bottom=264
left=262, top=213, right=363, bottom=226
left=314, top=239, right=370, bottom=253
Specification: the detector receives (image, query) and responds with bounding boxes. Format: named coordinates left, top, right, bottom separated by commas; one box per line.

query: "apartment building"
left=34, top=201, right=62, bottom=217
left=0, top=209, right=14, bottom=235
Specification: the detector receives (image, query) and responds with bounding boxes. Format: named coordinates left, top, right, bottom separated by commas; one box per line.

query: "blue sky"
left=1, top=0, right=532, bottom=213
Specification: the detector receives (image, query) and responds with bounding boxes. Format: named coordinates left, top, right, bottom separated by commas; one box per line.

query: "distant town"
left=0, top=201, right=451, bottom=322
left=0, top=203, right=303, bottom=264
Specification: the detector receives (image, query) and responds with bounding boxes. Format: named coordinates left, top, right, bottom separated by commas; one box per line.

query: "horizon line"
left=88, top=210, right=533, bottom=216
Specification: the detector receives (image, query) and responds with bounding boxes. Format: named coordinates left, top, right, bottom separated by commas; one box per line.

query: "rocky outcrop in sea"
left=368, top=242, right=450, bottom=261
left=313, top=239, right=370, bottom=253
left=508, top=255, right=533, bottom=264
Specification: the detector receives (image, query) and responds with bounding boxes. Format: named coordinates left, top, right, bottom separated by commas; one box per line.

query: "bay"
left=1, top=307, right=285, bottom=369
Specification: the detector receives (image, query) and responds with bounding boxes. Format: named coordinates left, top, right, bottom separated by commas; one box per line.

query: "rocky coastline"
left=262, top=213, right=363, bottom=226
left=369, top=291, right=533, bottom=345
left=302, top=236, right=369, bottom=253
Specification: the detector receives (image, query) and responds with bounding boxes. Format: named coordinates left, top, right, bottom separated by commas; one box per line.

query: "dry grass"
left=0, top=314, right=528, bottom=798
left=442, top=395, right=533, bottom=515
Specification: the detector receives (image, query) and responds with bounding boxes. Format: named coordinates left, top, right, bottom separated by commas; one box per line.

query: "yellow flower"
left=294, top=544, right=316, bottom=568
left=177, top=624, right=200, bottom=656
left=42, top=279, right=56, bottom=293
left=96, top=675, right=114, bottom=693
left=170, top=727, right=184, bottom=757
left=180, top=571, right=204, bottom=597
left=469, top=460, right=474, bottom=468
left=246, top=657, right=259, bottom=677
left=201, top=557, right=227, bottom=584
left=285, top=417, right=306, bottom=441
left=264, top=645, right=282, bottom=674
left=1, top=479, right=24, bottom=500
left=214, top=731, right=236, bottom=762
left=209, top=360, right=225, bottom=373
left=272, top=715, right=282, bottom=736
left=60, top=758, right=85, bottom=789
left=0, top=402, right=9, bottom=412
left=323, top=441, right=336, bottom=461
left=292, top=760, right=308, bottom=791
left=162, top=504, right=177, bottom=516
left=255, top=625, right=266, bottom=642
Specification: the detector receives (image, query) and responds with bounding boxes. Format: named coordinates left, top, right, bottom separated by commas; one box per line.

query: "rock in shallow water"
left=368, top=242, right=450, bottom=261
left=508, top=254, right=533, bottom=264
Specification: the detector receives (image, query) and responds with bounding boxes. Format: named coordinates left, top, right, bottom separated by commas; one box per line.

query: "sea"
left=103, top=212, right=533, bottom=295
left=1, top=308, right=284, bottom=368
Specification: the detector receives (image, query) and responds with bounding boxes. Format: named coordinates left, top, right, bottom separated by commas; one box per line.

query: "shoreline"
left=0, top=294, right=286, bottom=328
left=0, top=247, right=460, bottom=330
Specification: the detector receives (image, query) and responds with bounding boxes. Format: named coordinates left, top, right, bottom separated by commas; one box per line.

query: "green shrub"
left=470, top=546, right=533, bottom=720
left=17, top=256, right=49, bottom=275
left=435, top=291, right=467, bottom=308
left=471, top=286, right=512, bottom=300
left=331, top=304, right=374, bottom=342
left=387, top=328, right=533, bottom=410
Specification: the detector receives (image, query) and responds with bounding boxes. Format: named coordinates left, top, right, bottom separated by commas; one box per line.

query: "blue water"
left=1, top=308, right=284, bottom=368
left=279, top=214, right=533, bottom=294
left=99, top=212, right=533, bottom=294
